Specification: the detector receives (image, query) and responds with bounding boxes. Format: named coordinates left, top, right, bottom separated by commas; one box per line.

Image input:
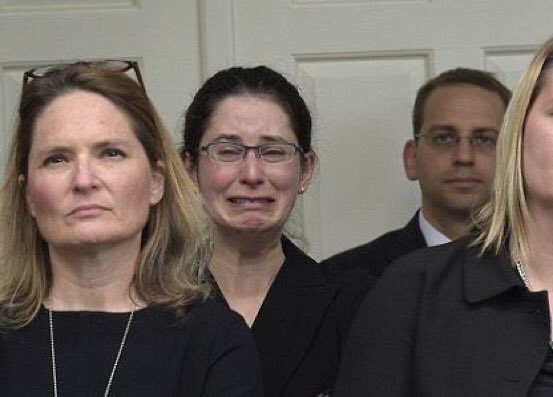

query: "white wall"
left=2, top=0, right=551, bottom=259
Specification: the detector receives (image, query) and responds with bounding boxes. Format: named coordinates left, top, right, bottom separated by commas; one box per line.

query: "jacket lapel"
left=252, top=238, right=337, bottom=395
left=462, top=245, right=550, bottom=394
left=383, top=212, right=426, bottom=265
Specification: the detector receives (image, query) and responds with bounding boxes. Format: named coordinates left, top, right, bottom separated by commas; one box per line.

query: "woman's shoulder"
left=385, top=235, right=481, bottom=277
left=145, top=298, right=257, bottom=365
left=168, top=297, right=249, bottom=336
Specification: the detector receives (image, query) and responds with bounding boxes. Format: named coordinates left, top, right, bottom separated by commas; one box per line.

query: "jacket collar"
left=381, top=212, right=426, bottom=265
left=462, top=239, right=524, bottom=304
left=402, top=211, right=427, bottom=250
left=252, top=236, right=337, bottom=395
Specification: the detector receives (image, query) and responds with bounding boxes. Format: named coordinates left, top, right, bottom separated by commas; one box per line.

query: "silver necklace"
left=515, top=259, right=531, bottom=289
left=48, top=308, right=134, bottom=397
left=515, top=259, right=553, bottom=350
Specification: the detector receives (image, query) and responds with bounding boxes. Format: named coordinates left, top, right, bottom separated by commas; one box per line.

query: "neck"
left=209, top=229, right=284, bottom=326
left=47, top=238, right=143, bottom=312
left=421, top=204, right=471, bottom=240
left=523, top=204, right=553, bottom=291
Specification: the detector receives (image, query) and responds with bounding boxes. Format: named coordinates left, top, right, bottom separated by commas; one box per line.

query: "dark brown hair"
left=181, top=66, right=312, bottom=164
left=412, top=68, right=512, bottom=135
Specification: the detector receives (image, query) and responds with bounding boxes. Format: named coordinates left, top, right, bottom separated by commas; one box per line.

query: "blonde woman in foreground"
left=335, top=36, right=553, bottom=396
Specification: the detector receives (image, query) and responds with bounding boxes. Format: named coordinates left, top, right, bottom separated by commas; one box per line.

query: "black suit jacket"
left=335, top=237, right=550, bottom=396
left=320, top=212, right=426, bottom=281
left=217, top=237, right=347, bottom=397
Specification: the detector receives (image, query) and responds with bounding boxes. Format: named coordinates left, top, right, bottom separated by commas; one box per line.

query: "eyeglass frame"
left=22, top=60, right=145, bottom=92
left=415, top=130, right=499, bottom=153
left=199, top=141, right=304, bottom=164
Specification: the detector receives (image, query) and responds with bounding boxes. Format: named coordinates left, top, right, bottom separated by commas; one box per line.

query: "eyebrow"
left=33, top=139, right=131, bottom=157
left=92, top=139, right=131, bottom=149
left=210, top=134, right=290, bottom=144
left=426, top=125, right=499, bottom=134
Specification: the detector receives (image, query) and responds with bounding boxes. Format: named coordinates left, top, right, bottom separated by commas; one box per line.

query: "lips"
left=227, top=196, right=275, bottom=208
left=444, top=177, right=482, bottom=188
left=67, top=204, right=110, bottom=217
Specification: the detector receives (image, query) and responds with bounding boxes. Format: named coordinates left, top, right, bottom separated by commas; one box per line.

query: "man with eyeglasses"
left=322, top=68, right=511, bottom=282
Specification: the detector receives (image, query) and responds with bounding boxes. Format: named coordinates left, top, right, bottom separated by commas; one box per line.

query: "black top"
left=530, top=348, right=553, bottom=395
left=216, top=237, right=360, bottom=397
left=334, top=237, right=552, bottom=397
left=0, top=299, right=263, bottom=396
left=320, top=212, right=426, bottom=281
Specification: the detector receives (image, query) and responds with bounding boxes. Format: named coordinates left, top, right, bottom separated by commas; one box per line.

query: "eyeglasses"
left=200, top=141, right=303, bottom=164
left=22, top=60, right=145, bottom=91
left=415, top=130, right=498, bottom=154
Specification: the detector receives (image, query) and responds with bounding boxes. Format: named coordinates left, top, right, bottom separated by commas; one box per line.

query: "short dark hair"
left=181, top=66, right=312, bottom=164
left=412, top=68, right=512, bottom=135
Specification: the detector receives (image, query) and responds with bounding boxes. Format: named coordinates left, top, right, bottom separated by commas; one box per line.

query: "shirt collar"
left=418, top=209, right=451, bottom=247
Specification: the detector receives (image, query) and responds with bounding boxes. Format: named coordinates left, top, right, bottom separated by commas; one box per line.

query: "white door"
left=203, top=0, right=553, bottom=259
left=0, top=0, right=202, bottom=171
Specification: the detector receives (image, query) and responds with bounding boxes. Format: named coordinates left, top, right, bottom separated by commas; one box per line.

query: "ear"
left=182, top=152, right=198, bottom=184
left=21, top=174, right=36, bottom=218
left=403, top=139, right=419, bottom=181
left=298, top=150, right=318, bottom=194
left=149, top=161, right=166, bottom=205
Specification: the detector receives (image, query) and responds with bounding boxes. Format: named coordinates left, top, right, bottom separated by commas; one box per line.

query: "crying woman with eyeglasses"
left=181, top=66, right=364, bottom=397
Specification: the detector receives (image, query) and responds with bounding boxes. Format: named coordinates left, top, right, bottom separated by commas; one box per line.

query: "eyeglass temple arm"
left=131, top=63, right=146, bottom=93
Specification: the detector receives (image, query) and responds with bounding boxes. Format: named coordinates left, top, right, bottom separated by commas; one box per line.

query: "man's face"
left=404, top=83, right=506, bottom=221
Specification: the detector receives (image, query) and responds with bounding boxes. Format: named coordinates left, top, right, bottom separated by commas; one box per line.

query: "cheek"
left=479, top=154, right=496, bottom=180
left=196, top=162, right=237, bottom=198
left=524, top=119, right=552, bottom=163
left=116, top=173, right=155, bottom=212
left=522, top=133, right=543, bottom=190
left=26, top=177, right=62, bottom=219
left=269, top=165, right=302, bottom=196
left=416, top=152, right=442, bottom=179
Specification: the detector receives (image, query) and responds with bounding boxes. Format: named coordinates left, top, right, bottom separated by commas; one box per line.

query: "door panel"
left=0, top=0, right=201, bottom=173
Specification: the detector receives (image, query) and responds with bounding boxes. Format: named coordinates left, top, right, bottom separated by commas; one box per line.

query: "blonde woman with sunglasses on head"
left=0, top=61, right=262, bottom=396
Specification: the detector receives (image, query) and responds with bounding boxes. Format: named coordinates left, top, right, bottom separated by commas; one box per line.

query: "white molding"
left=0, top=0, right=138, bottom=13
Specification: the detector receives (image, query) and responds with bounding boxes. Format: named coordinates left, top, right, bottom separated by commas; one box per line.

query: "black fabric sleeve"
left=203, top=311, right=264, bottom=397
left=333, top=257, right=425, bottom=396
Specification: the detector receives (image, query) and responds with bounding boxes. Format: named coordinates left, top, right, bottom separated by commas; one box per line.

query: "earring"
left=298, top=186, right=306, bottom=194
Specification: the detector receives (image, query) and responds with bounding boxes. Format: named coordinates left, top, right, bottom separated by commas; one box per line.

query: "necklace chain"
left=515, top=259, right=553, bottom=350
left=515, top=259, right=531, bottom=289
left=48, top=308, right=134, bottom=397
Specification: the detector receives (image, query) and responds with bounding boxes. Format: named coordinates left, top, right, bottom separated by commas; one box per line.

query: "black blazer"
left=217, top=238, right=348, bottom=397
left=320, top=212, right=426, bottom=281
left=334, top=237, right=551, bottom=396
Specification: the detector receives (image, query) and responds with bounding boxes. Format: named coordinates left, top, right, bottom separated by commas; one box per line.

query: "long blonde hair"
left=474, top=37, right=553, bottom=264
left=0, top=63, right=212, bottom=328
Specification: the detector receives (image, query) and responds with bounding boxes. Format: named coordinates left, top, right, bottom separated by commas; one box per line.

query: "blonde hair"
left=0, top=63, right=212, bottom=328
left=474, top=37, right=553, bottom=264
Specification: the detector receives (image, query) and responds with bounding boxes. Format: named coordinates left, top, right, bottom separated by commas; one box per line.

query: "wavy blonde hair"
left=0, top=63, right=212, bottom=328
left=474, top=37, right=553, bottom=264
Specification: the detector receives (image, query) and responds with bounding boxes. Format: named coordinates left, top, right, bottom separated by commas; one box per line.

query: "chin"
left=226, top=220, right=280, bottom=234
